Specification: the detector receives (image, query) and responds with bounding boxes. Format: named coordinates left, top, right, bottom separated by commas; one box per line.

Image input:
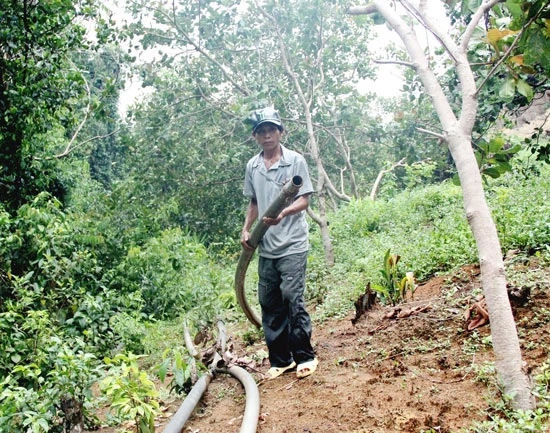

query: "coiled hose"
left=234, top=176, right=303, bottom=327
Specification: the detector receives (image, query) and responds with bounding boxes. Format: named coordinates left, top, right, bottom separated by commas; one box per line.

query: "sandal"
left=296, top=358, right=318, bottom=379
left=265, top=361, right=296, bottom=380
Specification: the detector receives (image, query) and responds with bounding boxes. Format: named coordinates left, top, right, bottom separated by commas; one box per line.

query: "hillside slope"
left=110, top=258, right=549, bottom=433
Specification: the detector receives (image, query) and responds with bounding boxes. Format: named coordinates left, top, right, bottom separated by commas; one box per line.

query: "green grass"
left=307, top=164, right=550, bottom=320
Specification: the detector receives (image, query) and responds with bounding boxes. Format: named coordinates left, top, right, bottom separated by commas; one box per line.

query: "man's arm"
left=241, top=198, right=259, bottom=250
left=262, top=194, right=310, bottom=226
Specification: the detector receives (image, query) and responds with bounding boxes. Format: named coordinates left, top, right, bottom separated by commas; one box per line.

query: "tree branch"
left=306, top=207, right=322, bottom=225
left=370, top=157, right=406, bottom=200
left=475, top=11, right=541, bottom=96
left=320, top=164, right=352, bottom=202
left=54, top=129, right=120, bottom=159
left=347, top=5, right=378, bottom=15
left=374, top=58, right=415, bottom=68
left=293, top=118, right=355, bottom=201
left=460, top=0, right=502, bottom=51
left=400, top=0, right=457, bottom=64
left=416, top=127, right=444, bottom=140
left=312, top=18, right=326, bottom=99
left=55, top=61, right=92, bottom=158
left=377, top=1, right=459, bottom=128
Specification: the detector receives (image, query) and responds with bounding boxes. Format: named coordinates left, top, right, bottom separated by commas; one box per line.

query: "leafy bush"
left=156, top=347, right=198, bottom=395
left=310, top=181, right=473, bottom=318
left=0, top=194, right=130, bottom=431
left=490, top=166, right=550, bottom=252
left=330, top=181, right=475, bottom=279
left=3, top=194, right=101, bottom=308
left=113, top=228, right=234, bottom=320
left=0, top=377, right=53, bottom=433
left=110, top=312, right=149, bottom=354
left=100, top=353, right=160, bottom=433
left=0, top=314, right=100, bottom=433
left=327, top=197, right=384, bottom=239
left=0, top=194, right=140, bottom=354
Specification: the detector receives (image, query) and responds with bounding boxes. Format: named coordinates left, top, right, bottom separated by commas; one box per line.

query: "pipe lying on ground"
left=212, top=327, right=259, bottom=433
left=234, top=175, right=303, bottom=327
left=162, top=371, right=214, bottom=433
left=164, top=323, right=261, bottom=433
left=225, top=366, right=260, bottom=433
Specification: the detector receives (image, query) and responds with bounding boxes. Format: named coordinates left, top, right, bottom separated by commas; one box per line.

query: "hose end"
left=292, top=175, right=303, bottom=187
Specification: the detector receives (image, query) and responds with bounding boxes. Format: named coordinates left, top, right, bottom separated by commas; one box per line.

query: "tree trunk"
left=258, top=3, right=336, bottom=266
left=316, top=191, right=335, bottom=266
left=349, top=0, right=534, bottom=409
left=448, top=130, right=533, bottom=409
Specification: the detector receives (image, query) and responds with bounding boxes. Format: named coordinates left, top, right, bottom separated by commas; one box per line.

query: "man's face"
left=253, top=123, right=282, bottom=152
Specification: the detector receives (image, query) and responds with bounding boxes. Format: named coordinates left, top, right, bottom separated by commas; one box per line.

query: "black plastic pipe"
left=234, top=175, right=303, bottom=327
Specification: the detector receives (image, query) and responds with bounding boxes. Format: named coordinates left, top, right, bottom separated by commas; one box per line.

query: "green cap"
left=249, top=107, right=282, bottom=133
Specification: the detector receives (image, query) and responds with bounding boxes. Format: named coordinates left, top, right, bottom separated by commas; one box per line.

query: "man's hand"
left=240, top=230, right=255, bottom=251
left=262, top=211, right=284, bottom=226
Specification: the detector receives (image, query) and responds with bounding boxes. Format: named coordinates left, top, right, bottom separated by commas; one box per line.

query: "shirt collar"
left=252, top=145, right=291, bottom=168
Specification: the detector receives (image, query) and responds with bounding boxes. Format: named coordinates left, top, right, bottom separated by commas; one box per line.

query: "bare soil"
left=92, top=261, right=550, bottom=433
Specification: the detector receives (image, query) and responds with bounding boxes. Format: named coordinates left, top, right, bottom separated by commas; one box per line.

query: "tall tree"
left=0, top=0, right=100, bottom=212
left=348, top=0, right=543, bottom=410
left=71, top=48, right=128, bottom=188
left=1, top=1, right=73, bottom=211
left=0, top=0, right=127, bottom=214
left=122, top=76, right=251, bottom=244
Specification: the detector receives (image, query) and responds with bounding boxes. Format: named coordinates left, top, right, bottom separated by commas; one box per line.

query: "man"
left=241, top=107, right=318, bottom=380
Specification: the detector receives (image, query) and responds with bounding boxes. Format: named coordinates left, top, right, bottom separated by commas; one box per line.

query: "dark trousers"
left=258, top=251, right=315, bottom=367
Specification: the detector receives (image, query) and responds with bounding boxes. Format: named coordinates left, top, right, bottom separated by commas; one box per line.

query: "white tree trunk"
left=448, top=130, right=533, bottom=409
left=350, top=0, right=534, bottom=409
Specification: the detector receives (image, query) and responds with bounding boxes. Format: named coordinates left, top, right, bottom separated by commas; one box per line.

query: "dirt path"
left=94, top=263, right=550, bottom=433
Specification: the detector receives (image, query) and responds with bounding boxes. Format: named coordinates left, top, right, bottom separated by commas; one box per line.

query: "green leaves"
left=155, top=347, right=197, bottom=395
left=505, top=0, right=524, bottom=20
left=523, top=29, right=550, bottom=74
left=371, top=249, right=415, bottom=306
left=113, top=227, right=234, bottom=321
left=499, top=77, right=534, bottom=102
left=0, top=313, right=101, bottom=433
left=499, top=77, right=517, bottom=100
left=516, top=78, right=534, bottom=101
left=454, top=1, right=550, bottom=151
left=0, top=0, right=97, bottom=210
left=123, top=0, right=380, bottom=237
left=475, top=135, right=522, bottom=180
left=101, top=353, right=160, bottom=433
